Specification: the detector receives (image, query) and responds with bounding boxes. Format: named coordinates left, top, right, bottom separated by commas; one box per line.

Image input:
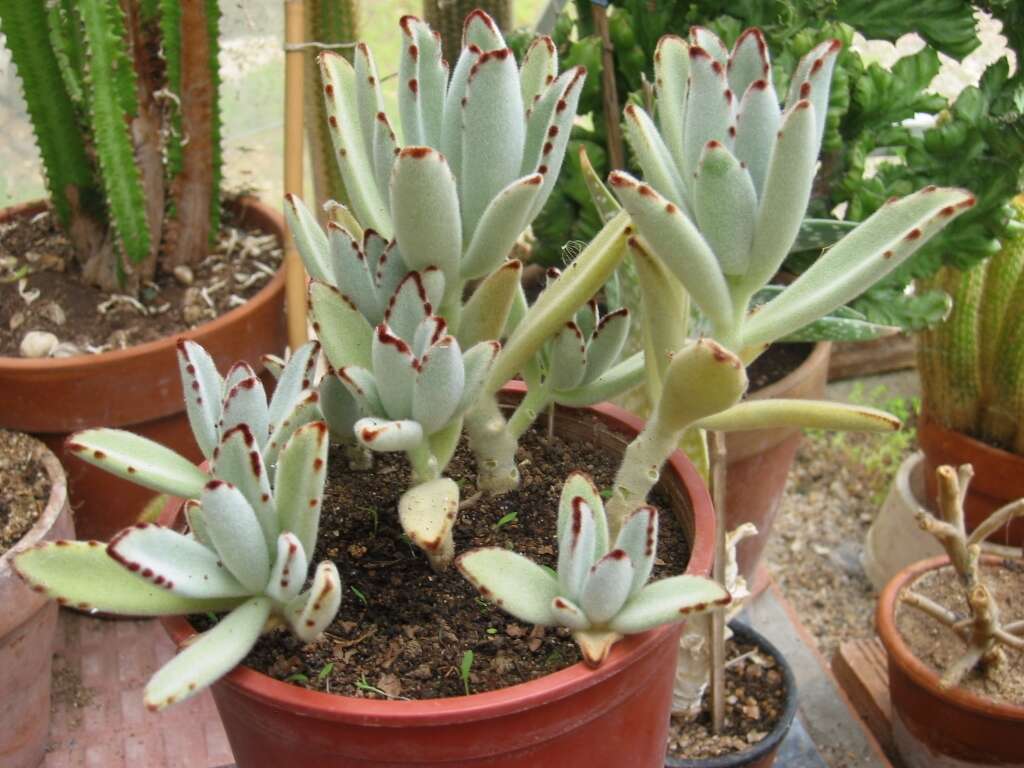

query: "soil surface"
left=896, top=559, right=1024, bottom=706
left=0, top=203, right=282, bottom=357
left=0, top=429, right=50, bottom=556
left=666, top=635, right=788, bottom=760
left=747, top=342, right=813, bottom=393
left=226, top=421, right=692, bottom=700
left=765, top=384, right=919, bottom=657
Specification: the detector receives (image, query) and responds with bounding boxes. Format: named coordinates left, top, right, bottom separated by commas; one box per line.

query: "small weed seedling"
left=494, top=511, right=519, bottom=531
left=460, top=650, right=475, bottom=696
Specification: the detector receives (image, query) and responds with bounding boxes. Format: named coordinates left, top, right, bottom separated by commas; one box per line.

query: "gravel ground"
left=764, top=379, right=919, bottom=658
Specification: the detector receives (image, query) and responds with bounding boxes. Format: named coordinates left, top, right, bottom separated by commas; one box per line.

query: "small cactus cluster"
left=14, top=343, right=340, bottom=710
left=458, top=472, right=730, bottom=666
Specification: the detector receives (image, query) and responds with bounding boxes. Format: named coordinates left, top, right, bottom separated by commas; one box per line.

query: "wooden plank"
left=832, top=639, right=896, bottom=761
left=828, top=334, right=917, bottom=381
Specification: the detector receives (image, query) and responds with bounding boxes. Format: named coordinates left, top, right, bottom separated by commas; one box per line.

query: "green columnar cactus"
left=11, top=341, right=337, bottom=710
left=422, top=0, right=513, bottom=65
left=305, top=0, right=360, bottom=210
left=0, top=0, right=223, bottom=290
left=920, top=200, right=1024, bottom=452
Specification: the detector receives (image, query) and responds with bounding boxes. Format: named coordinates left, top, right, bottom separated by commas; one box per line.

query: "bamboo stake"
left=284, top=0, right=308, bottom=350
left=708, top=430, right=727, bottom=733
left=590, top=3, right=625, bottom=173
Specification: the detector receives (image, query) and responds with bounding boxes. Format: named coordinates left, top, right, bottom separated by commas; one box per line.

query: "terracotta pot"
left=160, top=387, right=716, bottom=767
left=918, top=414, right=1024, bottom=547
left=664, top=622, right=797, bottom=768
left=0, top=198, right=287, bottom=540
left=877, top=554, right=1024, bottom=767
left=863, top=452, right=945, bottom=591
left=726, top=341, right=831, bottom=580
left=0, top=437, right=74, bottom=768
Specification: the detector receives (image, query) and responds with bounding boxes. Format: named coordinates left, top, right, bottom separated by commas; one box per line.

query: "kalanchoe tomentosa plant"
left=11, top=341, right=341, bottom=709
left=460, top=337, right=749, bottom=664
left=610, top=26, right=977, bottom=359
left=286, top=11, right=596, bottom=569
left=458, top=471, right=731, bottom=666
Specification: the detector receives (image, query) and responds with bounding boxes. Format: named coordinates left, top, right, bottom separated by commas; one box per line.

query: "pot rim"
left=0, top=437, right=70, bottom=634
left=0, top=439, right=68, bottom=569
left=161, top=390, right=715, bottom=726
left=664, top=620, right=799, bottom=768
left=0, top=197, right=285, bottom=370
left=877, top=553, right=1024, bottom=721
left=749, top=341, right=831, bottom=402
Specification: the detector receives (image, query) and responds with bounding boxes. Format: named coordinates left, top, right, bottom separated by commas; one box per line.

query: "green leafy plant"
left=0, top=0, right=223, bottom=290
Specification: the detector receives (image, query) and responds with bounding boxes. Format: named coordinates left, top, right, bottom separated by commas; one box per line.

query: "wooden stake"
left=284, top=0, right=308, bottom=351
left=708, top=429, right=728, bottom=734
left=589, top=3, right=625, bottom=172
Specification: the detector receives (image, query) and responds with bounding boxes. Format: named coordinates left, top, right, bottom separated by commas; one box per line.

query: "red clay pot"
left=0, top=198, right=286, bottom=540
left=725, top=341, right=831, bottom=581
left=161, top=390, right=716, bottom=767
left=877, top=554, right=1024, bottom=767
left=918, top=414, right=1024, bottom=546
left=664, top=622, right=797, bottom=768
left=0, top=437, right=74, bottom=768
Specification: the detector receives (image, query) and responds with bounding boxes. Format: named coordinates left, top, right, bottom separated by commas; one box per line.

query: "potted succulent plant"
left=877, top=463, right=1024, bottom=767
left=0, top=0, right=286, bottom=539
left=597, top=24, right=972, bottom=765
left=11, top=10, right=971, bottom=768
left=917, top=198, right=1024, bottom=546
left=0, top=430, right=73, bottom=768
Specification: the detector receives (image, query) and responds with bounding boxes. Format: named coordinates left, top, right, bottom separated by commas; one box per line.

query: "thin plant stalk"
left=708, top=429, right=727, bottom=733
left=285, top=0, right=309, bottom=349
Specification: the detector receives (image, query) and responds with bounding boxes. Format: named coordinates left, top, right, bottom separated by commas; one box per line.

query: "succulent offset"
left=14, top=400, right=340, bottom=711
left=610, top=26, right=975, bottom=358
left=458, top=472, right=730, bottom=666
left=504, top=268, right=641, bottom=436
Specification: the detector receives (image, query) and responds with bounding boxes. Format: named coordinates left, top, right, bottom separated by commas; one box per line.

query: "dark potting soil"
left=666, top=636, right=788, bottom=760
left=746, top=342, right=813, bottom=393
left=0, top=429, right=50, bottom=556
left=230, top=420, right=692, bottom=700
left=895, top=558, right=1024, bottom=706
left=0, top=203, right=282, bottom=357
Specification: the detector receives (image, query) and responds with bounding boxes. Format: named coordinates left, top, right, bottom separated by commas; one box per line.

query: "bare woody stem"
left=905, top=463, right=1022, bottom=688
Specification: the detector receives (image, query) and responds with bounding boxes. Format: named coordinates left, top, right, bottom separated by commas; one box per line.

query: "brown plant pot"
left=0, top=198, right=287, bottom=541
left=159, top=386, right=717, bottom=767
left=877, top=554, right=1024, bottom=767
left=0, top=438, right=74, bottom=768
left=663, top=622, right=797, bottom=768
left=918, top=414, right=1024, bottom=547
left=725, top=341, right=831, bottom=581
